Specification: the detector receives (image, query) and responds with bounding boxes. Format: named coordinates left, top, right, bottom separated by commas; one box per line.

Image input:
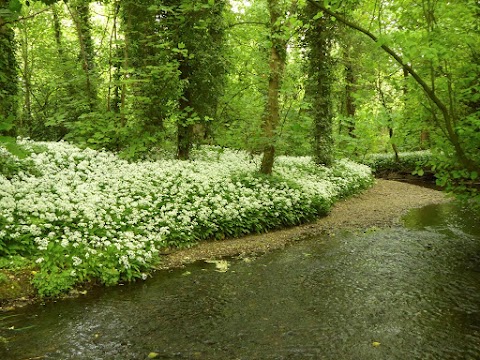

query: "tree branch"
left=1, top=7, right=53, bottom=27
left=307, top=1, right=448, bottom=120
left=227, top=21, right=267, bottom=29
left=307, top=0, right=476, bottom=170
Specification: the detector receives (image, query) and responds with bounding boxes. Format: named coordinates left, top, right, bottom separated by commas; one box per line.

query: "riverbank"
left=159, top=179, right=449, bottom=267
left=0, top=179, right=448, bottom=310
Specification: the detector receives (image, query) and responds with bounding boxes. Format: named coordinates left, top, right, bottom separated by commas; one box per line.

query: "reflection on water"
left=1, top=203, right=480, bottom=359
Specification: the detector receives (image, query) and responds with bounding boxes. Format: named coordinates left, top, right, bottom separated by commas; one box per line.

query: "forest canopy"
left=0, top=0, right=479, bottom=193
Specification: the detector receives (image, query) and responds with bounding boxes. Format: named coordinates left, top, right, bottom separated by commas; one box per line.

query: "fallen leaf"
left=148, top=352, right=160, bottom=359
left=372, top=341, right=381, bottom=347
left=205, top=259, right=229, bottom=273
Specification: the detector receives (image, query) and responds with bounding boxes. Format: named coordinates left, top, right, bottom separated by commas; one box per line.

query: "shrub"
left=361, top=151, right=432, bottom=177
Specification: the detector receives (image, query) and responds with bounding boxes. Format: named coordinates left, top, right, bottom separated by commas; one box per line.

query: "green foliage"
left=0, top=10, right=18, bottom=131
left=0, top=272, right=8, bottom=284
left=31, top=269, right=76, bottom=298
left=362, top=151, right=433, bottom=177
left=0, top=255, right=31, bottom=270
left=0, top=142, right=40, bottom=179
left=430, top=151, right=480, bottom=209
left=1, top=0, right=480, bottom=303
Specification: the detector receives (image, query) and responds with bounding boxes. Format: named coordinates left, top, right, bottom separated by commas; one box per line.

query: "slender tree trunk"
left=344, top=49, right=356, bottom=138
left=52, top=5, right=73, bottom=138
left=67, top=0, right=97, bottom=111
left=0, top=0, right=18, bottom=132
left=377, top=76, right=399, bottom=161
left=19, top=26, right=32, bottom=136
left=52, top=6, right=64, bottom=58
left=107, top=2, right=119, bottom=113
left=177, top=61, right=194, bottom=160
left=260, top=0, right=287, bottom=175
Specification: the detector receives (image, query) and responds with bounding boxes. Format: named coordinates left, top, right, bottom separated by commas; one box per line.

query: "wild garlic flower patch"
left=1, top=141, right=372, bottom=296
left=362, top=150, right=432, bottom=174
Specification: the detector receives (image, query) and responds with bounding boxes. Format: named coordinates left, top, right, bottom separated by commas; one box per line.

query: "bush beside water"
left=0, top=141, right=373, bottom=296
left=361, top=151, right=432, bottom=177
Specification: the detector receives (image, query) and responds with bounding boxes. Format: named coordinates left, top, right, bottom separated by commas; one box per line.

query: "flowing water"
left=1, top=202, right=480, bottom=360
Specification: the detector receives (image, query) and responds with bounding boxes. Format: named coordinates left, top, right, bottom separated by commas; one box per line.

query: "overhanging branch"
left=307, top=0, right=476, bottom=170
left=1, top=7, right=53, bottom=28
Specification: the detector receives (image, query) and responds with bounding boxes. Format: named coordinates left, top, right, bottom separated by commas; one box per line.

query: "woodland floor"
left=0, top=179, right=449, bottom=310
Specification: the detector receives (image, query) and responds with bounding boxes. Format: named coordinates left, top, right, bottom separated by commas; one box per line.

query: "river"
left=1, top=202, right=479, bottom=359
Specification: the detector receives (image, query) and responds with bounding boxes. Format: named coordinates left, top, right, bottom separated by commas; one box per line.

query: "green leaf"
left=8, top=0, right=22, bottom=14
left=313, top=11, right=323, bottom=21
left=471, top=171, right=478, bottom=180
left=0, top=121, right=13, bottom=132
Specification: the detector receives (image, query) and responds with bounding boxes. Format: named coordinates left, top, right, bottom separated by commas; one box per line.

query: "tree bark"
left=260, top=0, right=286, bottom=175
left=67, top=0, right=97, bottom=112
left=305, top=3, right=335, bottom=167
left=344, top=47, right=356, bottom=138
left=177, top=60, right=193, bottom=160
left=0, top=0, right=18, bottom=132
left=377, top=75, right=399, bottom=161
left=19, top=25, right=32, bottom=135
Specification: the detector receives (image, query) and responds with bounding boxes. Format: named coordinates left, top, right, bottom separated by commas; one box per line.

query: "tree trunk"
left=67, top=0, right=97, bottom=111
left=260, top=0, right=287, bottom=175
left=122, top=0, right=171, bottom=135
left=177, top=61, right=193, bottom=160
left=377, top=76, right=399, bottom=161
left=305, top=3, right=335, bottom=167
left=344, top=51, right=356, bottom=138
left=108, top=1, right=121, bottom=114
left=19, top=25, right=32, bottom=136
left=0, top=0, right=18, bottom=132
left=52, top=5, right=73, bottom=138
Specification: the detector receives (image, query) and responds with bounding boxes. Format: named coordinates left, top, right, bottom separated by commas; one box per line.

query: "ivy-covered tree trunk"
left=18, top=24, right=32, bottom=136
left=344, top=47, right=356, bottom=138
left=305, top=4, right=335, bottom=167
left=50, top=5, right=79, bottom=139
left=177, top=60, right=194, bottom=160
left=0, top=0, right=18, bottom=132
left=122, top=0, right=167, bottom=134
left=173, top=0, right=226, bottom=160
left=259, top=0, right=287, bottom=175
left=69, top=0, right=98, bottom=112
left=194, top=0, right=226, bottom=143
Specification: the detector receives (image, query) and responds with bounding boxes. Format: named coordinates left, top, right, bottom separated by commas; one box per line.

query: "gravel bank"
left=159, top=179, right=449, bottom=269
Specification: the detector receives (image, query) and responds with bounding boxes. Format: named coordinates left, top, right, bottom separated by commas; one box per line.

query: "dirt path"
left=158, top=179, right=449, bottom=269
